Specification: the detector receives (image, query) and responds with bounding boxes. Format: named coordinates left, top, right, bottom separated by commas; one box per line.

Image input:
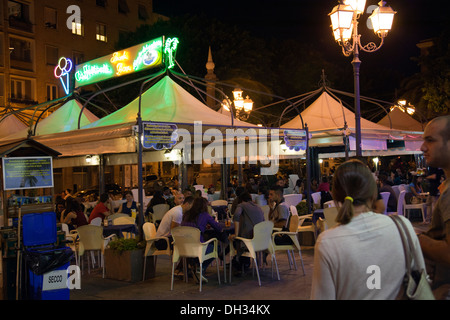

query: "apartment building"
left=0, top=0, right=166, bottom=122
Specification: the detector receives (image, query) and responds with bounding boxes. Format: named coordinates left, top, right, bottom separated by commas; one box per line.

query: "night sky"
left=153, top=0, right=448, bottom=78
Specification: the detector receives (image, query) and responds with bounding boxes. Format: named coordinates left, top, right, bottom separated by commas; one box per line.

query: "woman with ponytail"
left=311, top=159, right=427, bottom=300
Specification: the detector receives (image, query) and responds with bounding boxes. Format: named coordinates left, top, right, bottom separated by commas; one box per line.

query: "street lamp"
left=329, top=0, right=396, bottom=157
left=222, top=88, right=253, bottom=120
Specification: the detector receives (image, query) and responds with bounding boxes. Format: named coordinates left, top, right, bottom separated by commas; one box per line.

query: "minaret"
left=205, top=46, right=218, bottom=109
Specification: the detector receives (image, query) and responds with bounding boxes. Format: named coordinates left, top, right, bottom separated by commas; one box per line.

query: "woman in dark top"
left=145, top=190, right=167, bottom=217
left=61, top=196, right=88, bottom=230
left=181, top=197, right=223, bottom=276
left=117, top=191, right=138, bottom=216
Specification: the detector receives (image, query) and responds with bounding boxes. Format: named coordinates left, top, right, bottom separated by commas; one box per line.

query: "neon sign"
left=164, top=38, right=179, bottom=69
left=54, top=57, right=73, bottom=95
left=74, top=37, right=164, bottom=88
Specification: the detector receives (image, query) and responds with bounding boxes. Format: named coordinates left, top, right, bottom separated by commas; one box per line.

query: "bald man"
left=418, top=115, right=450, bottom=299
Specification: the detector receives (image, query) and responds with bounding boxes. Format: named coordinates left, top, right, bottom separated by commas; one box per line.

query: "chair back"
left=392, top=185, right=400, bottom=199
left=152, top=203, right=170, bottom=221
left=380, top=192, right=390, bottom=215
left=290, top=205, right=298, bottom=216
left=90, top=217, right=102, bottom=226
left=143, top=222, right=157, bottom=241
left=288, top=215, right=299, bottom=233
left=255, top=194, right=267, bottom=206
left=398, top=184, right=406, bottom=192
left=171, top=226, right=202, bottom=261
left=311, top=192, right=321, bottom=206
left=284, top=194, right=303, bottom=208
left=211, top=200, right=227, bottom=206
left=288, top=174, right=299, bottom=189
left=397, top=190, right=406, bottom=216
left=323, top=207, right=339, bottom=229
left=113, top=216, right=136, bottom=225
left=251, top=221, right=274, bottom=252
left=261, top=205, right=270, bottom=221
left=76, top=225, right=103, bottom=251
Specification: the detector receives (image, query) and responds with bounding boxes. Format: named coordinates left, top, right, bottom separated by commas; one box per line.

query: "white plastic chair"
left=311, top=192, right=321, bottom=208
left=318, top=207, right=339, bottom=232
left=284, top=194, right=303, bottom=208
left=142, top=222, right=172, bottom=280
left=90, top=217, right=102, bottom=226
left=380, top=192, right=390, bottom=215
left=323, top=200, right=335, bottom=208
left=403, top=191, right=427, bottom=223
left=297, top=213, right=316, bottom=241
left=272, top=215, right=305, bottom=275
left=236, top=221, right=280, bottom=286
left=171, top=226, right=221, bottom=292
left=61, top=223, right=79, bottom=266
left=290, top=205, right=298, bottom=216
left=76, top=225, right=116, bottom=278
left=392, top=185, right=400, bottom=199
left=151, top=203, right=170, bottom=224
left=255, top=194, right=267, bottom=206
left=261, top=205, right=270, bottom=221
left=211, top=200, right=228, bottom=207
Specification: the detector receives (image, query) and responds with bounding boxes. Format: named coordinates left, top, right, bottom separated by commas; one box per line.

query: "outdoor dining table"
left=103, top=224, right=138, bottom=238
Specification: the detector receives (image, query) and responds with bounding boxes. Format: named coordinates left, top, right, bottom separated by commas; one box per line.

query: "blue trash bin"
left=22, top=212, right=72, bottom=300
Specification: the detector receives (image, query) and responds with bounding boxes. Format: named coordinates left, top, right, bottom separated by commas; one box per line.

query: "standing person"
left=268, top=185, right=290, bottom=228
left=229, top=192, right=264, bottom=274
left=61, top=196, right=88, bottom=231
left=117, top=191, right=138, bottom=216
left=89, top=193, right=113, bottom=223
left=311, top=159, right=427, bottom=300
left=181, top=197, right=223, bottom=279
left=418, top=115, right=450, bottom=300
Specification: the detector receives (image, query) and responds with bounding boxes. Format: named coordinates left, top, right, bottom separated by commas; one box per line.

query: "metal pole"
left=352, top=21, right=362, bottom=158
left=305, top=125, right=311, bottom=216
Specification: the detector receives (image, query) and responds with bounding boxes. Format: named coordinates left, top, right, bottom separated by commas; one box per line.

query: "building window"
left=96, top=0, right=107, bottom=7
left=46, top=84, right=58, bottom=101
left=8, top=0, right=32, bottom=32
left=72, top=20, right=83, bottom=36
left=44, top=7, right=57, bottom=29
left=96, top=23, right=107, bottom=42
left=10, top=77, right=35, bottom=103
left=72, top=51, right=84, bottom=65
left=138, top=4, right=149, bottom=21
left=45, top=45, right=58, bottom=65
left=10, top=37, right=32, bottom=63
left=118, top=0, right=130, bottom=14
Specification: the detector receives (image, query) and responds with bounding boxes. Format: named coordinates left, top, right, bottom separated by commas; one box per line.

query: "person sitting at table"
left=378, top=173, right=397, bottom=212
left=409, top=175, right=427, bottom=202
left=155, top=195, right=194, bottom=250
left=61, top=196, right=88, bottom=231
left=117, top=191, right=138, bottom=216
left=268, top=185, right=290, bottom=228
left=229, top=192, right=264, bottom=274
left=145, top=190, right=167, bottom=217
left=181, top=197, right=224, bottom=280
left=89, top=193, right=113, bottom=224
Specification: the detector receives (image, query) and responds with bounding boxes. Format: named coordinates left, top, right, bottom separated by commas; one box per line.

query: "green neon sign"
left=74, top=37, right=164, bottom=88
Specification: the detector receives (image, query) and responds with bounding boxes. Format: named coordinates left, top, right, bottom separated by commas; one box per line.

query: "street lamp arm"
left=358, top=34, right=385, bottom=53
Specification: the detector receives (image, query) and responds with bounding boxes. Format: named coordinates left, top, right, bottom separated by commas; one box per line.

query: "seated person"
left=89, top=193, right=113, bottom=223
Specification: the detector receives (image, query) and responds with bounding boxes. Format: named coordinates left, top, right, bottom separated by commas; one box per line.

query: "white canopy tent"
left=0, top=114, right=27, bottom=138
left=0, top=99, right=99, bottom=142
left=281, top=92, right=423, bottom=157
left=377, top=107, right=424, bottom=132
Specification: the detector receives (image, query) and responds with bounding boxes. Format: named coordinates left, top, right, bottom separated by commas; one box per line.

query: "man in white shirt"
left=155, top=195, right=194, bottom=244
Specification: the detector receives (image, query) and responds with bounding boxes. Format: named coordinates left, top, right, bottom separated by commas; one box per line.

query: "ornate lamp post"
left=222, top=88, right=254, bottom=121
left=329, top=0, right=396, bottom=157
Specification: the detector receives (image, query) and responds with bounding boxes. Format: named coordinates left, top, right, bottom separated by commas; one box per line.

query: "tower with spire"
left=205, top=46, right=218, bottom=109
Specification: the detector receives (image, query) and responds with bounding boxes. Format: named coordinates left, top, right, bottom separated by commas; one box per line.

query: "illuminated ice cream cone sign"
left=54, top=57, right=73, bottom=95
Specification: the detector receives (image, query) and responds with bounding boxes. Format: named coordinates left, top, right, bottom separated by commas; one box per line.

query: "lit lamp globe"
left=368, top=1, right=396, bottom=37
left=329, top=2, right=354, bottom=43
left=343, top=0, right=367, bottom=15
left=243, top=96, right=253, bottom=113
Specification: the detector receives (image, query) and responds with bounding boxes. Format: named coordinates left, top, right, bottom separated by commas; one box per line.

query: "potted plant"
left=104, top=238, right=155, bottom=282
